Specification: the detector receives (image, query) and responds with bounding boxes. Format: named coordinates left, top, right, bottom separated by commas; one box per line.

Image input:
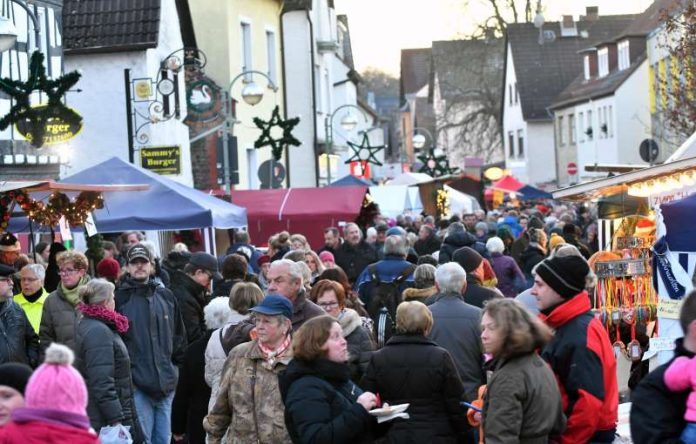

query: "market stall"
left=230, top=186, right=368, bottom=248
left=368, top=185, right=422, bottom=218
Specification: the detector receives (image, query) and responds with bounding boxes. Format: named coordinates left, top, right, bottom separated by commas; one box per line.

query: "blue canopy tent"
left=11, top=157, right=247, bottom=232
left=518, top=185, right=553, bottom=200
left=329, top=175, right=372, bottom=187
left=661, top=193, right=696, bottom=252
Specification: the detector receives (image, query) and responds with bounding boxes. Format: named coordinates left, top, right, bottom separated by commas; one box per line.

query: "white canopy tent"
left=445, top=184, right=481, bottom=215
left=369, top=185, right=422, bottom=217
left=387, top=172, right=433, bottom=186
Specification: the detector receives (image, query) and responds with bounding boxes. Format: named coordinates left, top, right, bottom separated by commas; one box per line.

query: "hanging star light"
left=417, top=148, right=458, bottom=177
left=344, top=132, right=384, bottom=166
left=0, top=51, right=82, bottom=148
left=253, top=105, right=300, bottom=161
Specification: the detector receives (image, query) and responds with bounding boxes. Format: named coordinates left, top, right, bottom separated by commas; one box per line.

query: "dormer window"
left=618, top=40, right=630, bottom=70
left=598, top=47, right=609, bottom=77
left=584, top=55, right=591, bottom=80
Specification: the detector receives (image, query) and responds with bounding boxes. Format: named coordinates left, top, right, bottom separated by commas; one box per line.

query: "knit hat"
left=475, top=222, right=488, bottom=232
left=25, top=343, right=88, bottom=416
left=535, top=256, right=590, bottom=299
left=452, top=247, right=483, bottom=273
left=257, top=254, right=271, bottom=266
left=96, top=257, right=120, bottom=281
left=319, top=251, right=335, bottom=264
left=528, top=217, right=544, bottom=230
left=549, top=233, right=566, bottom=251
left=0, top=232, right=20, bottom=252
left=0, top=362, right=33, bottom=394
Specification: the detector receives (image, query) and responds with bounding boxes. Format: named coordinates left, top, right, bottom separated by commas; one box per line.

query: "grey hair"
left=406, top=232, right=418, bottom=248
left=22, top=263, right=45, bottom=282
left=384, top=235, right=408, bottom=257
left=204, top=296, right=234, bottom=330
left=272, top=259, right=303, bottom=286
left=435, top=262, right=467, bottom=293
left=171, top=242, right=189, bottom=253
left=140, top=240, right=159, bottom=260
left=414, top=264, right=436, bottom=289
left=296, top=261, right=313, bottom=289
left=486, top=236, right=505, bottom=254
left=446, top=222, right=465, bottom=238
left=79, top=278, right=115, bottom=305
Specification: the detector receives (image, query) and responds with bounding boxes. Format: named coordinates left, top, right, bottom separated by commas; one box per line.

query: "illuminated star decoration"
left=0, top=51, right=82, bottom=148
left=253, top=105, right=300, bottom=161
left=344, top=132, right=384, bottom=166
left=417, top=148, right=458, bottom=177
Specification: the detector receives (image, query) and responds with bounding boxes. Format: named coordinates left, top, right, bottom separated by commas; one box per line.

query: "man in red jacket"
left=533, top=255, right=618, bottom=444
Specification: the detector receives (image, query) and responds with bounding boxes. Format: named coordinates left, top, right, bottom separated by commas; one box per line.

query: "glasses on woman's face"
left=58, top=268, right=80, bottom=276
left=317, top=301, right=339, bottom=309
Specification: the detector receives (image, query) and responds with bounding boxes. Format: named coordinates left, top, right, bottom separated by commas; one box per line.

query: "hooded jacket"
left=438, top=231, right=487, bottom=265
left=170, top=270, right=208, bottom=344
left=539, top=292, right=618, bottom=444
left=402, top=286, right=437, bottom=304
left=360, top=334, right=471, bottom=444
left=338, top=308, right=374, bottom=381
left=335, top=240, right=378, bottom=283
left=0, top=299, right=39, bottom=367
left=279, top=358, right=374, bottom=444
left=414, top=232, right=442, bottom=256
left=630, top=338, right=694, bottom=444
left=115, top=277, right=186, bottom=399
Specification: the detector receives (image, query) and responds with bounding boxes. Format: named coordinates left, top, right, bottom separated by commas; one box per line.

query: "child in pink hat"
left=319, top=251, right=335, bottom=269
left=0, top=343, right=98, bottom=443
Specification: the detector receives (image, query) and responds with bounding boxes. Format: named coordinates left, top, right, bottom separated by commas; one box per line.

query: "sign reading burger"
left=15, top=105, right=83, bottom=146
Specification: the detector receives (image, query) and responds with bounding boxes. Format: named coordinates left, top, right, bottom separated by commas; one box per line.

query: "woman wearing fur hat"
left=75, top=279, right=142, bottom=442
left=0, top=343, right=99, bottom=443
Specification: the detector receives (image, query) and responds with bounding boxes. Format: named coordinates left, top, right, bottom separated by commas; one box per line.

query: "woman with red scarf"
left=75, top=278, right=143, bottom=443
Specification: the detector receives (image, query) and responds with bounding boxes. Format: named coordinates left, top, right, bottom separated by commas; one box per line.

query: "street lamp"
left=412, top=127, right=435, bottom=151
left=221, top=70, right=278, bottom=192
left=324, top=104, right=369, bottom=184
left=0, top=0, right=40, bottom=52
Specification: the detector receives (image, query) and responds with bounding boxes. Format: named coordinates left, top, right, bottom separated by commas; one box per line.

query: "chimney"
left=585, top=6, right=599, bottom=21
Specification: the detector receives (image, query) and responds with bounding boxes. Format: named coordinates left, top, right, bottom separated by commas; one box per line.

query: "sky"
left=334, top=0, right=656, bottom=76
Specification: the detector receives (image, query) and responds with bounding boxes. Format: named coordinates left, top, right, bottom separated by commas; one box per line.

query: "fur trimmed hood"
left=402, top=286, right=437, bottom=302
left=337, top=308, right=363, bottom=337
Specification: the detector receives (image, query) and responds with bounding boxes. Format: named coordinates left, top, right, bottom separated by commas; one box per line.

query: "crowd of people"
left=0, top=203, right=692, bottom=444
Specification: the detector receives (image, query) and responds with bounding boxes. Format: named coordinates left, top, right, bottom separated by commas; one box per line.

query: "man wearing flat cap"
left=0, top=264, right=39, bottom=368
left=0, top=232, right=21, bottom=288
left=533, top=255, right=617, bottom=444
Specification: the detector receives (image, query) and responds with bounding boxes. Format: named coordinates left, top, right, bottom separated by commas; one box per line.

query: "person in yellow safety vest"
left=14, top=264, right=50, bottom=334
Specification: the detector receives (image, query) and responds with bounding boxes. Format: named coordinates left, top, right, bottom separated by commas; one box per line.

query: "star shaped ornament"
left=417, top=148, right=458, bottom=177
left=0, top=51, right=82, bottom=147
left=253, top=105, right=300, bottom=161
left=344, top=132, right=384, bottom=166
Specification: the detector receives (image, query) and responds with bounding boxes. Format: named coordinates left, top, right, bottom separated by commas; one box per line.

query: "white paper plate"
left=369, top=403, right=410, bottom=417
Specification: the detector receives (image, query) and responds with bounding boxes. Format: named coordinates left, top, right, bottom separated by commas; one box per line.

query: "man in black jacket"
left=630, top=290, right=696, bottom=444
left=0, top=264, right=39, bottom=368
left=414, top=225, right=441, bottom=256
left=334, top=223, right=378, bottom=284
left=452, top=247, right=501, bottom=308
left=170, top=252, right=221, bottom=344
left=116, top=244, right=186, bottom=444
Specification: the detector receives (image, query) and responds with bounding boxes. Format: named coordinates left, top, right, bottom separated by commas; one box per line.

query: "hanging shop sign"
left=140, top=146, right=181, bottom=175
left=185, top=73, right=224, bottom=130
left=14, top=105, right=83, bottom=146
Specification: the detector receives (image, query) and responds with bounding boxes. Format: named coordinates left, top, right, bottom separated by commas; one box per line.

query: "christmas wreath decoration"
left=253, top=105, right=300, bottom=161
left=0, top=51, right=82, bottom=148
left=344, top=132, right=384, bottom=166
left=417, top=148, right=458, bottom=177
left=0, top=190, right=103, bottom=234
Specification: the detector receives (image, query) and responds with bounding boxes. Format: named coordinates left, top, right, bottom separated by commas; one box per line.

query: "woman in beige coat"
left=203, top=295, right=294, bottom=444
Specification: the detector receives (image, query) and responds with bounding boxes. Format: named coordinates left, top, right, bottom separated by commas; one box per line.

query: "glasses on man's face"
left=58, top=269, right=80, bottom=276
left=317, top=301, right=339, bottom=309
left=20, top=277, right=38, bottom=282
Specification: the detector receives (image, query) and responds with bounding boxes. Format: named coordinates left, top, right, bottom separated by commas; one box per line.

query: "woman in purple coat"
left=486, top=237, right=526, bottom=298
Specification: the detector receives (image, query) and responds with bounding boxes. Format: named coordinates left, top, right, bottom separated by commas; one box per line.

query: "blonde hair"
left=56, top=250, right=88, bottom=270
left=396, top=301, right=433, bottom=335
left=229, top=282, right=263, bottom=315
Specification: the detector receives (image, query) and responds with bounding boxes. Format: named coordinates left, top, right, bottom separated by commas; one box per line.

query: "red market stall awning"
left=491, top=175, right=525, bottom=192
left=230, top=186, right=368, bottom=247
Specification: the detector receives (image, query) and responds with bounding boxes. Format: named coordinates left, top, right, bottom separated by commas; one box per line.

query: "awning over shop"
left=230, top=186, right=368, bottom=247
left=597, top=193, right=649, bottom=220
left=329, top=175, right=372, bottom=187
left=388, top=172, right=433, bottom=186
left=491, top=175, right=525, bottom=192
left=661, top=193, right=696, bottom=252
left=56, top=157, right=247, bottom=232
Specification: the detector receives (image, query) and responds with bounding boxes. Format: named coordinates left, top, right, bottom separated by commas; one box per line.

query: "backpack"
left=365, top=264, right=416, bottom=348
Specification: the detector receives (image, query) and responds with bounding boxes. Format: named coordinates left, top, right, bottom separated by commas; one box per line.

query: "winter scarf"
left=258, top=334, right=291, bottom=366
left=60, top=276, right=89, bottom=306
left=77, top=302, right=129, bottom=333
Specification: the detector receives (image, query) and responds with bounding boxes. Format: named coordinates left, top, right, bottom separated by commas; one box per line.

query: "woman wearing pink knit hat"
left=0, top=343, right=98, bottom=443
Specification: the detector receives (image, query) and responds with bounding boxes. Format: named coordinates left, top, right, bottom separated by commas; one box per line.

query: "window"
left=508, top=131, right=515, bottom=157
left=578, top=112, right=585, bottom=142
left=608, top=105, right=613, bottom=137
left=266, top=30, right=277, bottom=83
left=323, top=69, right=330, bottom=115
left=315, top=65, right=322, bottom=113
left=584, top=55, right=591, bottom=80
left=558, top=116, right=565, bottom=146
left=618, top=40, right=630, bottom=70
left=569, top=114, right=576, bottom=144
left=598, top=47, right=609, bottom=77
left=587, top=110, right=593, bottom=140
left=598, top=107, right=605, bottom=138
left=240, top=21, right=252, bottom=81
left=246, top=147, right=258, bottom=189
left=508, top=84, right=513, bottom=106
left=514, top=82, right=518, bottom=104
left=517, top=129, right=524, bottom=157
